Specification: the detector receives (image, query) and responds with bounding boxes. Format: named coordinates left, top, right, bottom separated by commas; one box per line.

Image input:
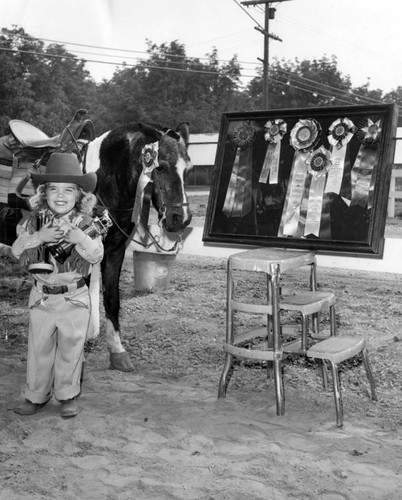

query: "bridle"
left=152, top=168, right=190, bottom=223
left=96, top=138, right=190, bottom=252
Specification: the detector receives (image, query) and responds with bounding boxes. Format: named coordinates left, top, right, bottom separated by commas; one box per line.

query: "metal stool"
left=307, top=336, right=377, bottom=427
left=218, top=248, right=317, bottom=417
left=281, top=291, right=337, bottom=355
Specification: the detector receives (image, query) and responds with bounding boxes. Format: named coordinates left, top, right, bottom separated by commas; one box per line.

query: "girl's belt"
left=35, top=278, right=86, bottom=295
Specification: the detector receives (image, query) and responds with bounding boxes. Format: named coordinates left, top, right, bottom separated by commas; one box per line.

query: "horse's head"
left=138, top=122, right=193, bottom=232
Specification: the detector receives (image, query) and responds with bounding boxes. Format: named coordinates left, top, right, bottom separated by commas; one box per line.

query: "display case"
left=203, top=104, right=398, bottom=256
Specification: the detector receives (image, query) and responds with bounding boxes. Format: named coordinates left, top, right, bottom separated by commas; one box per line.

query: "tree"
left=1, top=29, right=398, bottom=137
left=244, top=55, right=386, bottom=110
left=95, top=40, right=247, bottom=133
left=0, top=27, right=97, bottom=135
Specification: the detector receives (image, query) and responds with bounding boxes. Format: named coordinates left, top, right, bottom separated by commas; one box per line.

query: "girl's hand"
left=63, top=224, right=87, bottom=245
left=38, top=222, right=64, bottom=243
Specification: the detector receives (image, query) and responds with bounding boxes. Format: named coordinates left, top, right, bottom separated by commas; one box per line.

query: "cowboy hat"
left=32, top=152, right=97, bottom=193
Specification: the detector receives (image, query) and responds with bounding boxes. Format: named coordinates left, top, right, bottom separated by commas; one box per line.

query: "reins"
left=95, top=188, right=184, bottom=254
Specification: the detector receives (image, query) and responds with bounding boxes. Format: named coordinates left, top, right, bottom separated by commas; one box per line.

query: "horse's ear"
left=176, top=122, right=190, bottom=147
left=165, top=129, right=181, bottom=141
left=138, top=122, right=162, bottom=143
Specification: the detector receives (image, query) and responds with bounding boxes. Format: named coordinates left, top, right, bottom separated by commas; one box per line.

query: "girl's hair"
left=29, top=183, right=97, bottom=215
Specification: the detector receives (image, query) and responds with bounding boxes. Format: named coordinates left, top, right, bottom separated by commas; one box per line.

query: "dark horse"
left=0, top=113, right=193, bottom=372
left=86, top=121, right=192, bottom=371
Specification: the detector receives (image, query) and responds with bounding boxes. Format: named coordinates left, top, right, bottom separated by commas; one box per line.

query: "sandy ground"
left=1, top=236, right=401, bottom=499
left=1, top=189, right=402, bottom=500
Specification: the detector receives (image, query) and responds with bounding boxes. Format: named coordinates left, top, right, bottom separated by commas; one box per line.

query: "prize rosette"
left=290, top=118, right=321, bottom=152
left=131, top=141, right=159, bottom=227
left=259, top=119, right=287, bottom=184
left=350, top=117, right=382, bottom=208
left=142, top=143, right=159, bottom=171
left=278, top=119, right=321, bottom=237
left=306, top=146, right=332, bottom=179
left=356, top=117, right=382, bottom=146
left=222, top=120, right=259, bottom=218
left=304, top=146, right=332, bottom=237
left=325, top=117, right=356, bottom=197
left=328, top=117, right=356, bottom=150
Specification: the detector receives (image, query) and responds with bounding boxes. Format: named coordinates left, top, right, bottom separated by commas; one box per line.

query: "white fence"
left=387, top=170, right=402, bottom=218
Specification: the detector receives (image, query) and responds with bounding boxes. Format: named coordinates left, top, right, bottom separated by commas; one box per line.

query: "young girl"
left=12, top=152, right=104, bottom=418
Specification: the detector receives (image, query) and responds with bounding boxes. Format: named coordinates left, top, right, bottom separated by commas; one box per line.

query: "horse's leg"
left=101, top=239, right=135, bottom=372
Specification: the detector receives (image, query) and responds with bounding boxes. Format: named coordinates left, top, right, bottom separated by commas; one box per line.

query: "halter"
left=97, top=138, right=190, bottom=253
left=131, top=140, right=189, bottom=227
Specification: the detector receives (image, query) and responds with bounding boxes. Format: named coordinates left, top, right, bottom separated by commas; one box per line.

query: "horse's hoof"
left=109, top=352, right=135, bottom=372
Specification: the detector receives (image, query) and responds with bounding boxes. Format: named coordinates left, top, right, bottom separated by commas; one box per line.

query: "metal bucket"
left=133, top=251, right=176, bottom=292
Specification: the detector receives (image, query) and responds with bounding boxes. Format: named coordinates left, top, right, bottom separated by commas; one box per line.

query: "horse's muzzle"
left=161, top=205, right=192, bottom=232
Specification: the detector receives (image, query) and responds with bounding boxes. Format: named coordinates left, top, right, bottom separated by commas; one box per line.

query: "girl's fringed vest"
left=19, top=208, right=94, bottom=276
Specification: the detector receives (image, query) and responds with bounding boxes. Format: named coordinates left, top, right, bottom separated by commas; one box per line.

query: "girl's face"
left=46, top=182, right=79, bottom=216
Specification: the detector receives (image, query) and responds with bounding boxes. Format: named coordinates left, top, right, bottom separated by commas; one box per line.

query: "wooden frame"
left=203, top=104, right=399, bottom=256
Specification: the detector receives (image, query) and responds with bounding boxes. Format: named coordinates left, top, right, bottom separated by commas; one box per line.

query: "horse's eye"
left=156, top=163, right=167, bottom=173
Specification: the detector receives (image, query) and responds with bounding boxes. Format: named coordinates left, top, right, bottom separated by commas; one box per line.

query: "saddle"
left=0, top=109, right=95, bottom=208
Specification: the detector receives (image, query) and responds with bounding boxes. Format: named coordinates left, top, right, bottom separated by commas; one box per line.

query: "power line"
left=232, top=0, right=265, bottom=31
left=2, top=31, right=258, bottom=67
left=0, top=41, right=394, bottom=111
left=0, top=29, right=393, bottom=105
left=273, top=67, right=385, bottom=105
left=270, top=76, right=371, bottom=106
left=0, top=46, right=255, bottom=78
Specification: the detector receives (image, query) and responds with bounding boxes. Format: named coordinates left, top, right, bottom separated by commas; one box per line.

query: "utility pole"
left=241, top=0, right=291, bottom=108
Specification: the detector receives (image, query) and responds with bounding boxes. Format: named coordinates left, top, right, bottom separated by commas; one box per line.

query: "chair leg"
left=218, top=353, right=233, bottom=398
left=320, top=359, right=329, bottom=391
left=266, top=315, right=274, bottom=379
left=273, top=358, right=285, bottom=416
left=219, top=260, right=234, bottom=399
left=361, top=348, right=377, bottom=401
left=329, top=361, right=344, bottom=428
left=312, top=312, right=319, bottom=336
left=330, top=305, right=337, bottom=337
left=301, top=314, right=309, bottom=353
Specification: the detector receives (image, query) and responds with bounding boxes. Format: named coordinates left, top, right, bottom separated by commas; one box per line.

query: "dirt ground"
left=0, top=197, right=402, bottom=500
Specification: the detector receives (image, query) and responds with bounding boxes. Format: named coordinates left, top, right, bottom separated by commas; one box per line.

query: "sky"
left=1, top=0, right=402, bottom=94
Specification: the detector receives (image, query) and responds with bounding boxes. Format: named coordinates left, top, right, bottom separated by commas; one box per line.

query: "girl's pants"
left=24, top=284, right=90, bottom=404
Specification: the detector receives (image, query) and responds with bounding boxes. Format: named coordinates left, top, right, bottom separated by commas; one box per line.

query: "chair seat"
left=281, top=291, right=336, bottom=315
left=307, top=335, right=366, bottom=363
left=229, top=248, right=316, bottom=273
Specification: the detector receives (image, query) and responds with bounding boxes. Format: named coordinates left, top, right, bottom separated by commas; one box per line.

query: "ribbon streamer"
left=222, top=121, right=258, bottom=218
left=131, top=141, right=159, bottom=227
left=278, top=119, right=321, bottom=236
left=259, top=119, right=287, bottom=184
left=326, top=117, right=356, bottom=196
left=304, top=146, right=332, bottom=237
left=350, top=147, right=378, bottom=207
left=222, top=147, right=253, bottom=217
left=278, top=151, right=309, bottom=236
left=350, top=118, right=382, bottom=207
left=304, top=175, right=326, bottom=236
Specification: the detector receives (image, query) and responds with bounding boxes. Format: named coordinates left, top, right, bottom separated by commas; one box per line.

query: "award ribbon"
left=131, top=141, right=159, bottom=227
left=259, top=119, right=287, bottom=184
left=278, top=151, right=309, bottom=236
left=278, top=119, right=321, bottom=237
left=350, top=118, right=381, bottom=207
left=325, top=117, right=356, bottom=196
left=222, top=121, right=258, bottom=218
left=304, top=146, right=332, bottom=237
